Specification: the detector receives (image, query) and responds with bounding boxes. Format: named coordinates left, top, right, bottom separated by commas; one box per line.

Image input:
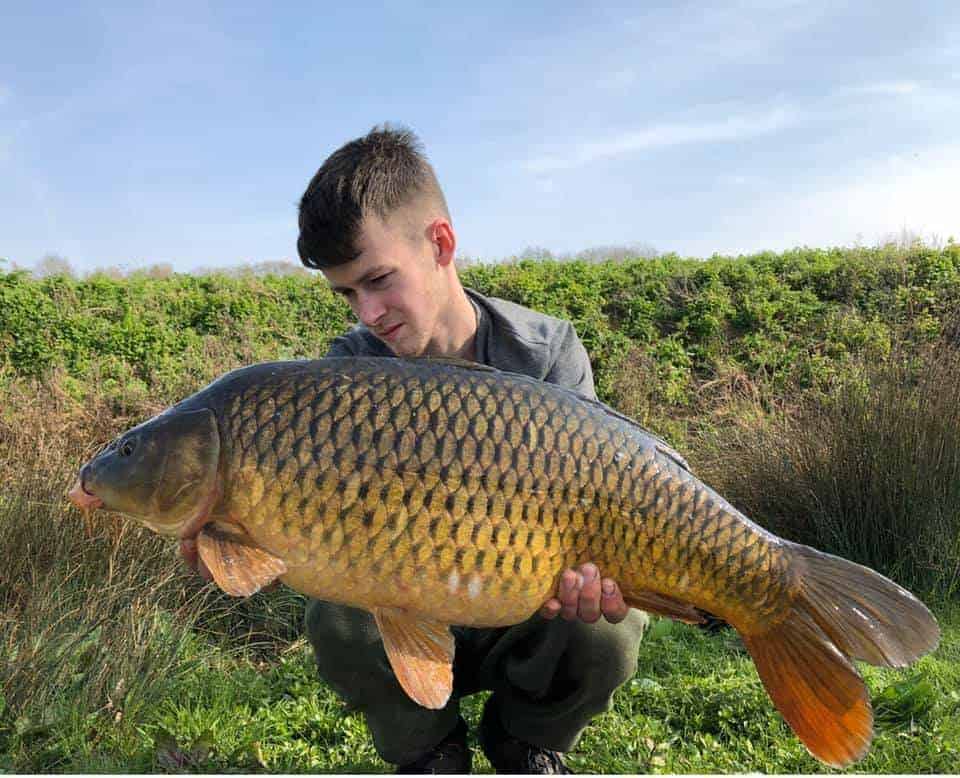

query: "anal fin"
left=197, top=521, right=287, bottom=597
left=373, top=607, right=454, bottom=710
left=622, top=589, right=707, bottom=624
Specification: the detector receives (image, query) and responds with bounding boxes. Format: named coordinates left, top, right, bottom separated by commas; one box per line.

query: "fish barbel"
left=68, top=357, right=939, bottom=766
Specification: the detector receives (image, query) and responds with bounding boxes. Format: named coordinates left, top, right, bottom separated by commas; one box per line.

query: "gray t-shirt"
left=323, top=287, right=597, bottom=400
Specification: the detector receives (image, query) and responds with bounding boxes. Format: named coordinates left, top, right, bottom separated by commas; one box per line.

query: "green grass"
left=3, top=602, right=957, bottom=773
left=3, top=248, right=960, bottom=772
left=2, top=437, right=954, bottom=772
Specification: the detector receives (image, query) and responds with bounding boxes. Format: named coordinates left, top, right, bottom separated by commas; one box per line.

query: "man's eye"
left=369, top=273, right=391, bottom=288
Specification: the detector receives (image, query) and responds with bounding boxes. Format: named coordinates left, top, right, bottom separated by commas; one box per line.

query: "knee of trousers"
left=303, top=598, right=392, bottom=696
left=492, top=611, right=649, bottom=753
left=567, top=610, right=648, bottom=703
left=303, top=598, right=460, bottom=765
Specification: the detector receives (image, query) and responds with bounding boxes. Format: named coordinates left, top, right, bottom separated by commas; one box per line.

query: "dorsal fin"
left=407, top=355, right=498, bottom=372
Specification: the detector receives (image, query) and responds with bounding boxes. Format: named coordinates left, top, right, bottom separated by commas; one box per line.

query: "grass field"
left=2, top=581, right=956, bottom=773
left=2, top=247, right=959, bottom=772
left=0, top=377, right=955, bottom=773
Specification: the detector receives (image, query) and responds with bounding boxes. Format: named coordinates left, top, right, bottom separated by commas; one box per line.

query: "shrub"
left=703, top=338, right=960, bottom=597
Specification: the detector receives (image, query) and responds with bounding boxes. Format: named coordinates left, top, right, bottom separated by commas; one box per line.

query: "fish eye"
left=119, top=439, right=136, bottom=457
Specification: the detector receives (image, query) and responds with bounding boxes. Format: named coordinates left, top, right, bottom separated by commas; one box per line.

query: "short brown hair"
left=297, top=124, right=450, bottom=269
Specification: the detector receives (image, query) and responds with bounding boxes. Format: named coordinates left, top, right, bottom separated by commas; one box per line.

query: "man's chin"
left=381, top=333, right=426, bottom=358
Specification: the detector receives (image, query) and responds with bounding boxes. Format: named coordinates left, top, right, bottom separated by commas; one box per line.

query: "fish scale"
left=71, top=355, right=940, bottom=767
left=199, top=358, right=783, bottom=627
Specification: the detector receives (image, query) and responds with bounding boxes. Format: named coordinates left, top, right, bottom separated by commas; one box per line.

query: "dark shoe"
left=395, top=717, right=472, bottom=774
left=479, top=702, right=571, bottom=774
left=696, top=609, right=729, bottom=634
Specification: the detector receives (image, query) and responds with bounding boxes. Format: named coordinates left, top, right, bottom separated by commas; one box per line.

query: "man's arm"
left=324, top=335, right=359, bottom=358
left=543, top=322, right=598, bottom=401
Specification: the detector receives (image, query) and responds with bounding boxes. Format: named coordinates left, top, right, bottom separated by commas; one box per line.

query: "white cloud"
left=830, top=80, right=960, bottom=124
left=523, top=106, right=800, bottom=173
left=826, top=148, right=960, bottom=241
left=676, top=144, right=960, bottom=257
left=520, top=74, right=959, bottom=177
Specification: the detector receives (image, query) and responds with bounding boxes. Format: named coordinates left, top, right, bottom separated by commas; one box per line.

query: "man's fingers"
left=577, top=564, right=602, bottom=623
left=559, top=569, right=582, bottom=620
left=600, top=577, right=629, bottom=624
left=544, top=566, right=626, bottom=624
left=540, top=599, right=562, bottom=620
left=179, top=538, right=213, bottom=583
left=180, top=538, right=198, bottom=567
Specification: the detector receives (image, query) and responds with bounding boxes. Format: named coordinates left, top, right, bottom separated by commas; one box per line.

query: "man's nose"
left=355, top=292, right=386, bottom=326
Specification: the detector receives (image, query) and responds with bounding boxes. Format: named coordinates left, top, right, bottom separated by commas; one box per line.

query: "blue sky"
left=1, top=0, right=958, bottom=274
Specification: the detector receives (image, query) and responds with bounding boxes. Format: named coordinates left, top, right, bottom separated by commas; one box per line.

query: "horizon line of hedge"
left=2, top=243, right=959, bottom=407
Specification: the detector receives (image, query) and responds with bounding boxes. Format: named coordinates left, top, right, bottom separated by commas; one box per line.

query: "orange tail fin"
left=741, top=543, right=940, bottom=767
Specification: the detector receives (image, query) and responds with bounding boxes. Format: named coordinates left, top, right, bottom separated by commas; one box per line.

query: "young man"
left=183, top=125, right=648, bottom=774
left=293, top=125, right=649, bottom=775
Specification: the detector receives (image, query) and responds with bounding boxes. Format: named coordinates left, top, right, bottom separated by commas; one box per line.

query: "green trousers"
left=304, top=599, right=648, bottom=766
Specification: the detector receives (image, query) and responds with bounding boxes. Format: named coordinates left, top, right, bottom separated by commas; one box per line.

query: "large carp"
left=68, top=357, right=938, bottom=767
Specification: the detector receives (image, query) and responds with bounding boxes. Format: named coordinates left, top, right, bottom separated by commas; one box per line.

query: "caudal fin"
left=741, top=543, right=940, bottom=767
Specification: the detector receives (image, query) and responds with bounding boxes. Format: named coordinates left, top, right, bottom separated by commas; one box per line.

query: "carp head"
left=68, top=407, right=221, bottom=537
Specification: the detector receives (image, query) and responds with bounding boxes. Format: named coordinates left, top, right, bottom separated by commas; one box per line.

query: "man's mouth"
left=377, top=323, right=403, bottom=341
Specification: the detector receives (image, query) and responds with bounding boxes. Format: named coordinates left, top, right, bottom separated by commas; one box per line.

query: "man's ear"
left=429, top=218, right=457, bottom=267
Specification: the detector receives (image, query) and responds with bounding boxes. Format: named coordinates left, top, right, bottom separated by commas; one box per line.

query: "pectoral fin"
left=372, top=607, right=455, bottom=710
left=197, top=522, right=287, bottom=597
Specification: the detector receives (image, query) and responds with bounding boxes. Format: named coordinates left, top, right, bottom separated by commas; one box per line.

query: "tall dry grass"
left=0, top=373, right=304, bottom=769
left=701, top=337, right=960, bottom=597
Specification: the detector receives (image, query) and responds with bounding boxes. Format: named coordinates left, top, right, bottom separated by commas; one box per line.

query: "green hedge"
left=3, top=244, right=959, bottom=406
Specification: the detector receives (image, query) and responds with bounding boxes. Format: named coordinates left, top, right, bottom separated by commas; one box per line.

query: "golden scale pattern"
left=204, top=359, right=791, bottom=627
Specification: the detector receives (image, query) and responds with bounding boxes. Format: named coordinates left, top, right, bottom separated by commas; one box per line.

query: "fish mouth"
left=68, top=476, right=104, bottom=512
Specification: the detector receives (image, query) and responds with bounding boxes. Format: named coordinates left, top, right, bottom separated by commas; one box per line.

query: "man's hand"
left=539, top=562, right=629, bottom=624
left=180, top=537, right=214, bottom=583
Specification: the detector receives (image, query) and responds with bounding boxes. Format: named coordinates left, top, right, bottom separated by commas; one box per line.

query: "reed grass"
left=702, top=337, right=960, bottom=597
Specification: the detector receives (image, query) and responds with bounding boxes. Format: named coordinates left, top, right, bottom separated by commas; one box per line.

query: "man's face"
left=322, top=212, right=447, bottom=357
